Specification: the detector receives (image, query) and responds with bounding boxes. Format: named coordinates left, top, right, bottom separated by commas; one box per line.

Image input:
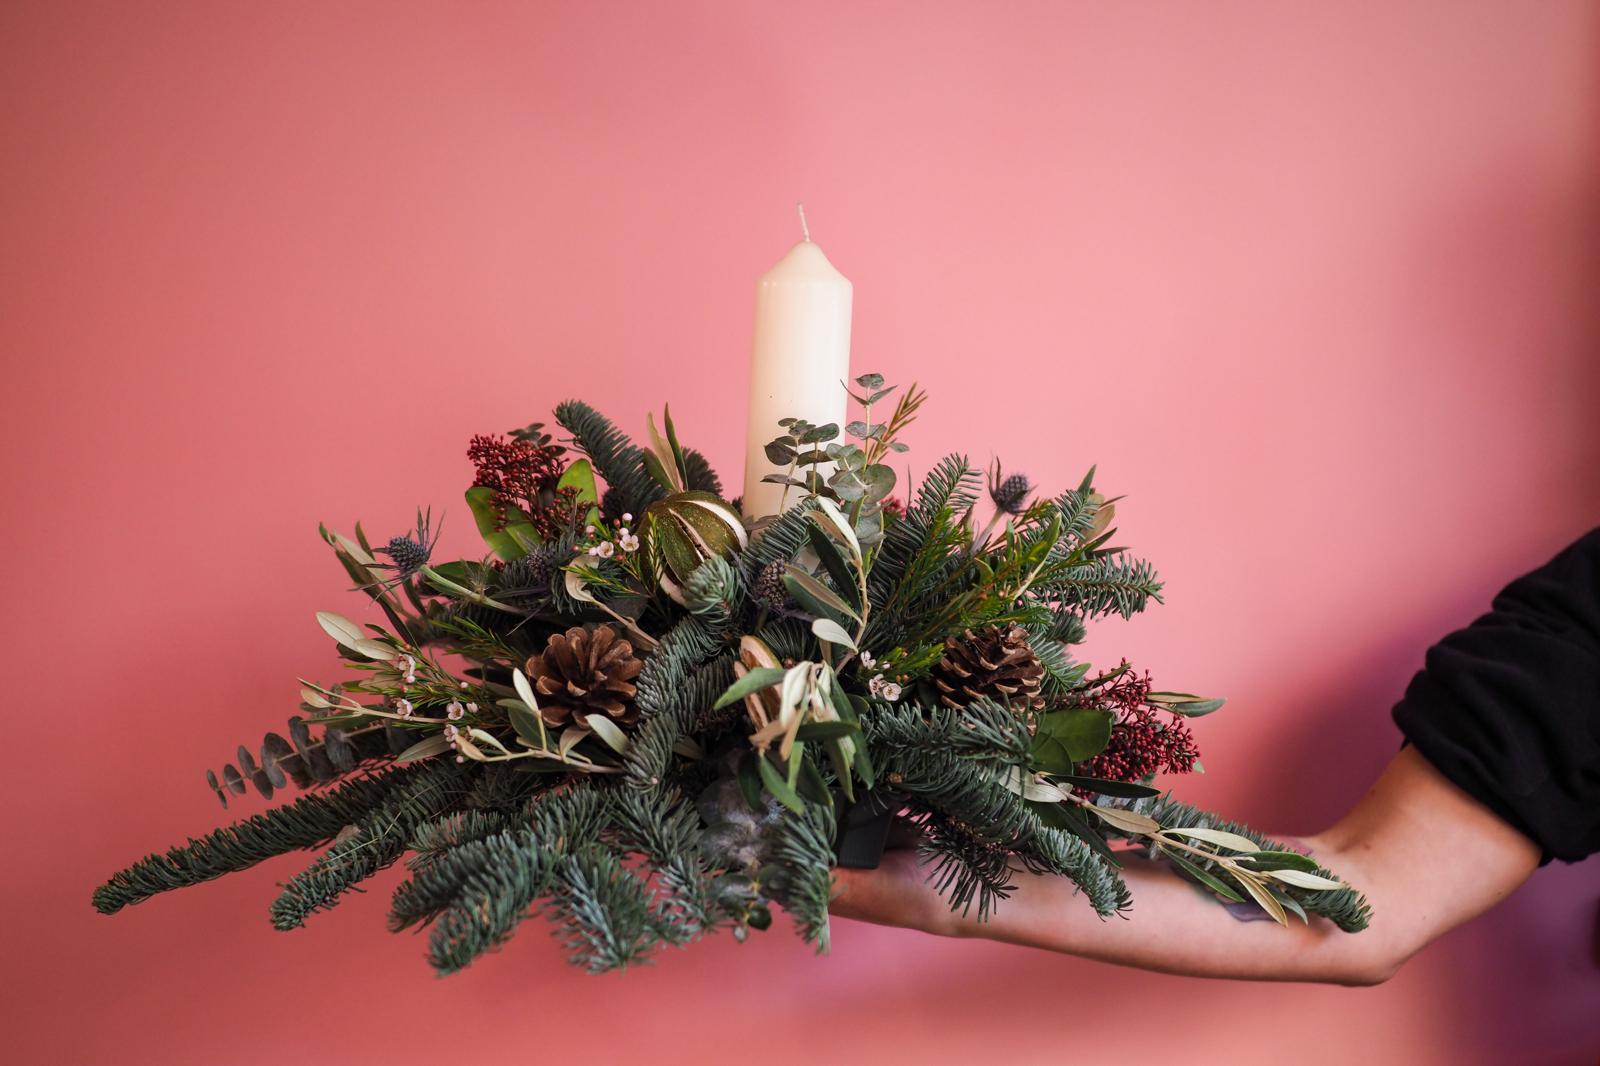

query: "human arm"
left=830, top=745, right=1540, bottom=986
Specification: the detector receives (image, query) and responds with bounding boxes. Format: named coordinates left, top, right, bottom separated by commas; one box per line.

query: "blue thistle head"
left=380, top=508, right=438, bottom=576
left=988, top=460, right=1032, bottom=516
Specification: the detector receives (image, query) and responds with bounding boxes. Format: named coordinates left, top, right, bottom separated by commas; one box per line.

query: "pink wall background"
left=4, top=2, right=1597, bottom=1062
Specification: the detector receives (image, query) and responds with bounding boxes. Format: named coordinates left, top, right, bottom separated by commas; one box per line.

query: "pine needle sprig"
left=552, top=847, right=663, bottom=973
left=424, top=831, right=557, bottom=974
left=611, top=788, right=726, bottom=936
left=269, top=759, right=470, bottom=931
left=554, top=400, right=665, bottom=519
left=764, top=799, right=837, bottom=951
left=93, top=768, right=414, bottom=915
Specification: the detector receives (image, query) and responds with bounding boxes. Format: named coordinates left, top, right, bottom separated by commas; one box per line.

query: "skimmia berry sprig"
left=96, top=375, right=1371, bottom=976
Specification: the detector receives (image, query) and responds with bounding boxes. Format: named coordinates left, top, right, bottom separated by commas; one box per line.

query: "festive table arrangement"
left=95, top=219, right=1370, bottom=974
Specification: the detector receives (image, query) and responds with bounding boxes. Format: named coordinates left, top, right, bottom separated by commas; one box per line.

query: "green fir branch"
left=269, top=760, right=470, bottom=931
left=554, top=400, right=665, bottom=518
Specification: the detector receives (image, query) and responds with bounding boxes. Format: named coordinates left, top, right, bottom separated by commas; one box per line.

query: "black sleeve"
left=1392, top=528, right=1600, bottom=864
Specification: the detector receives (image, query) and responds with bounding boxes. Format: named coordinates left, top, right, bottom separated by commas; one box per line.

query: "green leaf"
left=556, top=459, right=602, bottom=527
left=1239, top=850, right=1320, bottom=873
left=1029, top=709, right=1114, bottom=774
left=1029, top=801, right=1121, bottom=865
left=800, top=423, right=838, bottom=444
left=1049, top=774, right=1162, bottom=799
left=854, top=372, right=885, bottom=389
left=812, top=496, right=862, bottom=561
left=713, top=667, right=788, bottom=710
left=737, top=752, right=764, bottom=812
left=765, top=440, right=796, bottom=464
left=556, top=458, right=598, bottom=504
left=642, top=447, right=679, bottom=495
left=824, top=664, right=875, bottom=790
left=1160, top=847, right=1246, bottom=903
left=661, top=404, right=688, bottom=481
left=795, top=720, right=862, bottom=741
left=782, top=565, right=859, bottom=623
left=464, top=485, right=534, bottom=560
left=507, top=703, right=546, bottom=748
left=806, top=524, right=860, bottom=608
left=832, top=736, right=857, bottom=800
left=758, top=754, right=805, bottom=814
left=796, top=752, right=832, bottom=806
left=1270, top=887, right=1310, bottom=923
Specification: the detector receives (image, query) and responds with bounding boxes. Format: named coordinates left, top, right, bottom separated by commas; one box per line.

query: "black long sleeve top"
left=1392, top=529, right=1600, bottom=863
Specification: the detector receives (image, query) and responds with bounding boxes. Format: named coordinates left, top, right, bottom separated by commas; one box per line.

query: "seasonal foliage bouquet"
left=95, top=376, right=1370, bottom=973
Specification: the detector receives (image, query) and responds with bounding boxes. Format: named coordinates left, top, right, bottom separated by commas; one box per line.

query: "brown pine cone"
left=932, top=623, right=1046, bottom=711
left=525, top=625, right=643, bottom=727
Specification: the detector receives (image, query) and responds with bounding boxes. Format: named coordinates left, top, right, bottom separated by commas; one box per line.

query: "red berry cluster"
left=467, top=434, right=577, bottom=540
left=1077, top=665, right=1200, bottom=783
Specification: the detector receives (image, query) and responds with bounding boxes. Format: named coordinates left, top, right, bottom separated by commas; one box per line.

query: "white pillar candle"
left=742, top=211, right=853, bottom=517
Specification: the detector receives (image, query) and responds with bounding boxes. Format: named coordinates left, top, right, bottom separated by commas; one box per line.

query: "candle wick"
left=797, top=203, right=811, bottom=242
